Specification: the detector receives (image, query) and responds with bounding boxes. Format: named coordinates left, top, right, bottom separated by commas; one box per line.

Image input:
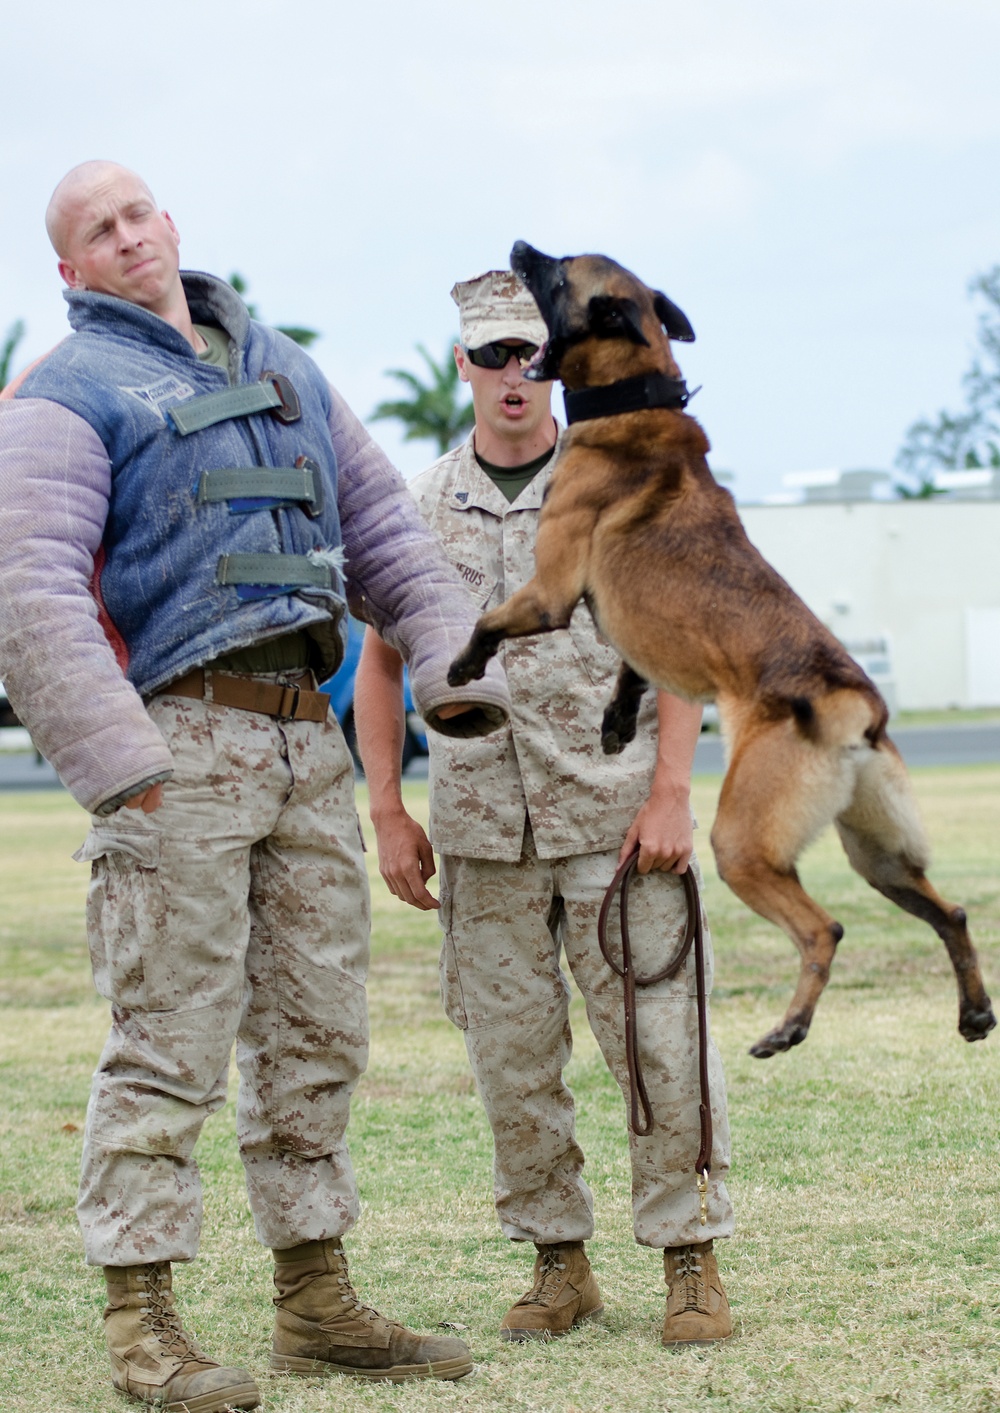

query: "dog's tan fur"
left=449, top=244, right=995, bottom=1057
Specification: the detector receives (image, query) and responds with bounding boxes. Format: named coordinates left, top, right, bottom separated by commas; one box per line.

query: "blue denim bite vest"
left=17, top=272, right=348, bottom=696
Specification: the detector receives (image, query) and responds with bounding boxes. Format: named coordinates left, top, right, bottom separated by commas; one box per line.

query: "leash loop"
left=597, top=848, right=714, bottom=1184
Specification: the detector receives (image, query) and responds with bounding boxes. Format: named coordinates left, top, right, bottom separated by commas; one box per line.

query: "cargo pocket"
left=75, top=829, right=165, bottom=1010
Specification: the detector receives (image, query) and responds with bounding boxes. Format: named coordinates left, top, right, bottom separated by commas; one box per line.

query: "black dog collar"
left=563, top=371, right=698, bottom=424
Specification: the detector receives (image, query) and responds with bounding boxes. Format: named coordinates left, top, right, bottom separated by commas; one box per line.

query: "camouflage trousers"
left=438, top=825, right=734, bottom=1248
left=75, top=689, right=370, bottom=1266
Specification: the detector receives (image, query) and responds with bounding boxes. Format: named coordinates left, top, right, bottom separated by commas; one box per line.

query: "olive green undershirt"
left=193, top=323, right=313, bottom=674
left=475, top=444, right=556, bottom=504
left=193, top=323, right=232, bottom=371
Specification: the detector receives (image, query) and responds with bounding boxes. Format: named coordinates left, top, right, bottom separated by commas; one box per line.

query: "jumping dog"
left=448, top=240, right=996, bottom=1059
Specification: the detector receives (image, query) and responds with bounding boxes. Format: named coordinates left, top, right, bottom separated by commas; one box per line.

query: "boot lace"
left=137, top=1264, right=208, bottom=1366
left=670, top=1247, right=707, bottom=1313
left=329, top=1254, right=388, bottom=1325
left=522, top=1250, right=568, bottom=1308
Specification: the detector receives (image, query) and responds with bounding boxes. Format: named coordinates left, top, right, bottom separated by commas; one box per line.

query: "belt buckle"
left=276, top=678, right=301, bottom=722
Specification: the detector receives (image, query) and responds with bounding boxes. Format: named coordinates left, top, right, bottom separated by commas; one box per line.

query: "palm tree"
left=0, top=320, right=25, bottom=390
left=228, top=273, right=319, bottom=348
left=896, top=266, right=1000, bottom=493
left=369, top=341, right=474, bottom=456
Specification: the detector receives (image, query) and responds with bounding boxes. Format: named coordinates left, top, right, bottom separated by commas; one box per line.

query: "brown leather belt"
left=158, top=667, right=329, bottom=723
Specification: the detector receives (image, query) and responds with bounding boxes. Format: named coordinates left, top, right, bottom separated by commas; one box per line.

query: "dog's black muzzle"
left=510, top=241, right=576, bottom=381
left=511, top=239, right=560, bottom=289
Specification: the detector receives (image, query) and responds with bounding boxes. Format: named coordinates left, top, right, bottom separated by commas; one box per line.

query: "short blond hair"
left=45, top=161, right=156, bottom=257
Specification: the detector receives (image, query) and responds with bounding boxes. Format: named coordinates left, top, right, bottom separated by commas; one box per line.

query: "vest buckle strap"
left=197, top=465, right=318, bottom=508
left=168, top=372, right=301, bottom=436
left=216, top=552, right=334, bottom=590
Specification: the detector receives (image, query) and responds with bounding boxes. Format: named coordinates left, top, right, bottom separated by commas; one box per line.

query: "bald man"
left=0, top=162, right=509, bottom=1410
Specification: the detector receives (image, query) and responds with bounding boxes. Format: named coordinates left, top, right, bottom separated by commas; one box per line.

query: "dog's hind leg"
left=601, top=662, right=648, bottom=755
left=711, top=715, right=855, bottom=1057
left=836, top=741, right=996, bottom=1044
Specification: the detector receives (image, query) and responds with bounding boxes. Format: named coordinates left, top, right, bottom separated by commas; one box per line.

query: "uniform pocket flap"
left=74, top=829, right=161, bottom=868
left=451, top=560, right=498, bottom=610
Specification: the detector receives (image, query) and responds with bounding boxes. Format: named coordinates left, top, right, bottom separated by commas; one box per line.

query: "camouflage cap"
left=451, top=268, right=547, bottom=350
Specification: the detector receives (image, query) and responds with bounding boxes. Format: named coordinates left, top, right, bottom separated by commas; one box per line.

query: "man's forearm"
left=619, top=691, right=702, bottom=872
left=354, top=627, right=408, bottom=820
left=651, top=691, right=703, bottom=798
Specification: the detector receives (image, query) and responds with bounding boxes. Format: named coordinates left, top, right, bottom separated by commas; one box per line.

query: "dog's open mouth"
left=524, top=341, right=548, bottom=376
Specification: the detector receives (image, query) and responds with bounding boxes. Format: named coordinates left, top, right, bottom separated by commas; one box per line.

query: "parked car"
left=0, top=681, right=21, bottom=730
left=320, top=617, right=427, bottom=771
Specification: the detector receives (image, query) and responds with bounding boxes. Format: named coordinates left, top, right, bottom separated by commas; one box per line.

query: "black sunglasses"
left=465, top=341, right=539, bottom=370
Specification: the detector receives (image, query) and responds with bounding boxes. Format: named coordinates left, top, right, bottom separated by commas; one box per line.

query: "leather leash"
left=597, top=848, right=713, bottom=1220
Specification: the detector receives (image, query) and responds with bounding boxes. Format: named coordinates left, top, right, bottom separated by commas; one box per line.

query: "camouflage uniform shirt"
left=411, top=432, right=660, bottom=862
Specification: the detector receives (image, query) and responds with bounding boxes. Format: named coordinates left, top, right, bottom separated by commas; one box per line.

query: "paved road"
left=4, top=721, right=1000, bottom=794
left=690, top=721, right=1000, bottom=776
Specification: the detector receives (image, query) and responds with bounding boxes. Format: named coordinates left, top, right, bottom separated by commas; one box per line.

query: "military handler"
left=0, top=163, right=511, bottom=1410
left=356, top=270, right=736, bottom=1347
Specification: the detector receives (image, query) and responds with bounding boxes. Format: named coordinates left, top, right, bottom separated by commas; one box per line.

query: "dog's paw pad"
left=748, top=1039, right=777, bottom=1060
left=960, top=1007, right=997, bottom=1040
left=750, top=1020, right=809, bottom=1058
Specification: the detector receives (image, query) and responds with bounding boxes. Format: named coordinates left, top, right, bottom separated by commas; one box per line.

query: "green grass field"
left=1, top=769, right=999, bottom=1412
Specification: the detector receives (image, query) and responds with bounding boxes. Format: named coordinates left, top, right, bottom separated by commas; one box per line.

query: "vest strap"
left=169, top=382, right=283, bottom=435
left=198, top=466, right=318, bottom=506
left=216, top=553, right=333, bottom=589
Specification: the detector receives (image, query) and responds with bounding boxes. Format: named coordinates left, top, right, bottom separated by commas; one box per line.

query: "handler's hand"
left=124, top=783, right=164, bottom=814
left=619, top=784, right=693, bottom=875
left=375, top=808, right=440, bottom=910
left=436, top=702, right=475, bottom=720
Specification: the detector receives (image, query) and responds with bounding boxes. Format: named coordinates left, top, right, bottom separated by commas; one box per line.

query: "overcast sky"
left=2, top=0, right=999, bottom=501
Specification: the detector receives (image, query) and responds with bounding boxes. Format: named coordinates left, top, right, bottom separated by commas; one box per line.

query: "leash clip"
left=697, top=1168, right=709, bottom=1226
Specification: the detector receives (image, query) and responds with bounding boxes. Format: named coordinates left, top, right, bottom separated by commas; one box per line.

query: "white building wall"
left=736, top=500, right=1000, bottom=710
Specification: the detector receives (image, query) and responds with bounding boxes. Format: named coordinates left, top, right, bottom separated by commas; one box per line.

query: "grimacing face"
left=55, top=168, right=182, bottom=315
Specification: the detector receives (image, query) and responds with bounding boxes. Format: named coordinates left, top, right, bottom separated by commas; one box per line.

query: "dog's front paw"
left=448, top=652, right=484, bottom=687
left=600, top=708, right=635, bottom=755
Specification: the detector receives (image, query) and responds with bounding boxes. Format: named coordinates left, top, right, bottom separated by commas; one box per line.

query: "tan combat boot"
left=500, top=1241, right=604, bottom=1342
left=102, top=1263, right=260, bottom=1412
left=270, top=1238, right=473, bottom=1381
left=661, top=1240, right=733, bottom=1345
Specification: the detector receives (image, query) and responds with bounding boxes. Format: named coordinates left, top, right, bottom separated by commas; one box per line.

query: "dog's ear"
left=652, top=291, right=695, bottom=343
left=588, top=295, right=650, bottom=346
